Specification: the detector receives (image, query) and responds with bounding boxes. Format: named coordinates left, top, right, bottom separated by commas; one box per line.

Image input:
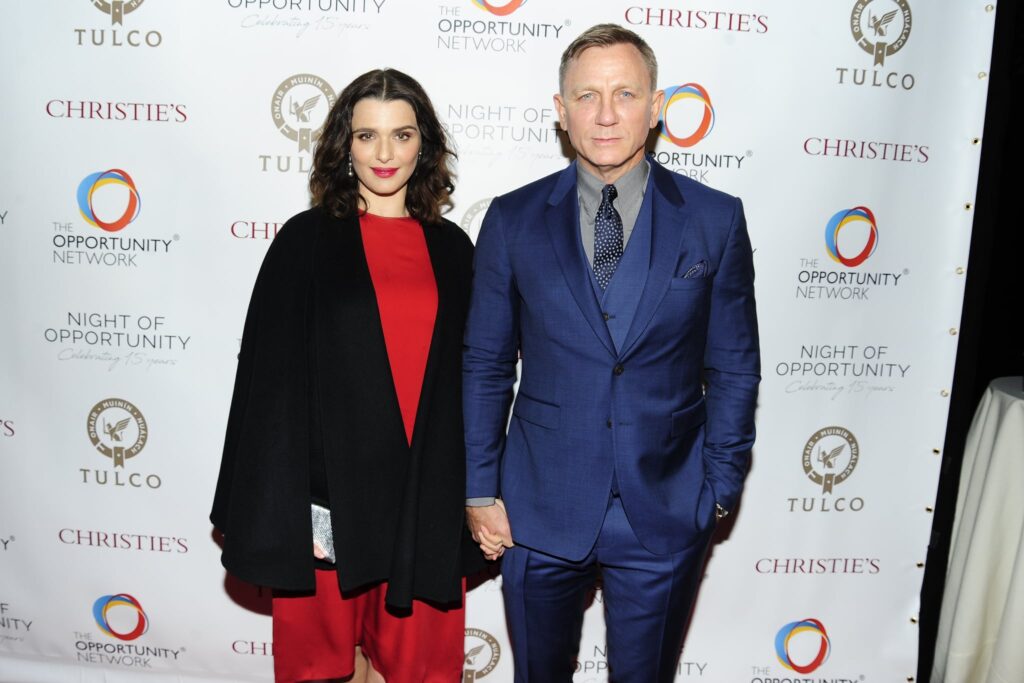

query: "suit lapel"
left=619, top=163, right=688, bottom=357
left=545, top=163, right=616, bottom=357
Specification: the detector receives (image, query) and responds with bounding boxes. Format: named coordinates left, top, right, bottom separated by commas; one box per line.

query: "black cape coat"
left=210, top=207, right=484, bottom=609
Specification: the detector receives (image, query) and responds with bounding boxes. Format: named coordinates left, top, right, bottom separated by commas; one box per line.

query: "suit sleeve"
left=702, top=197, right=760, bottom=512
left=463, top=198, right=520, bottom=499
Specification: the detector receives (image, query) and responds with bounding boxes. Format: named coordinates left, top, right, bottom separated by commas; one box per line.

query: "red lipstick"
left=372, top=167, right=398, bottom=178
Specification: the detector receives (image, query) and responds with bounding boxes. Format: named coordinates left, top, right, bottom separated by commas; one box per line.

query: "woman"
left=210, top=68, right=483, bottom=682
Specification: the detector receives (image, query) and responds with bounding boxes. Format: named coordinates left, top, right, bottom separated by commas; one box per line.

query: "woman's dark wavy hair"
left=310, top=69, right=455, bottom=225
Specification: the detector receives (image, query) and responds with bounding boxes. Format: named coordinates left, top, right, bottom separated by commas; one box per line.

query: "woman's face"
left=350, top=97, right=421, bottom=216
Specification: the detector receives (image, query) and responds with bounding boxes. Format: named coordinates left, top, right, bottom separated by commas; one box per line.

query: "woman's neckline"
left=363, top=211, right=417, bottom=221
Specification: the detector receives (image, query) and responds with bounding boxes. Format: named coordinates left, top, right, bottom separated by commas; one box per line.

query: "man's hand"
left=466, top=499, right=514, bottom=561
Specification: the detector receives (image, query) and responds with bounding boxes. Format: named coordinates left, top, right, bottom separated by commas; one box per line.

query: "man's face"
left=554, top=43, right=664, bottom=183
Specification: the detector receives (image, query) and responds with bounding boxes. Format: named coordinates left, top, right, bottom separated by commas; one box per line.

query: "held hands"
left=312, top=502, right=517, bottom=561
left=466, top=499, right=514, bottom=561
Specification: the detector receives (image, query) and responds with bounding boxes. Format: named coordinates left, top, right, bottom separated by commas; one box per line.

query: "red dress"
left=271, top=213, right=464, bottom=683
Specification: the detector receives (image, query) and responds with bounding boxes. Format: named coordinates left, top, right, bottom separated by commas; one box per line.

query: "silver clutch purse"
left=311, top=502, right=336, bottom=564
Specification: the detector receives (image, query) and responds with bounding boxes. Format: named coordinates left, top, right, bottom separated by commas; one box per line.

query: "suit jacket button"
left=605, top=419, right=612, bottom=428
left=613, top=364, right=624, bottom=376
left=602, top=312, right=611, bottom=321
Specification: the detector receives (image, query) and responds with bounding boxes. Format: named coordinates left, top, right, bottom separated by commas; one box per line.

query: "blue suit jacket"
left=464, top=159, right=760, bottom=560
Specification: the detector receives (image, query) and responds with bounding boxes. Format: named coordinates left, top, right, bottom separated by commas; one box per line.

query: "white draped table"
left=933, top=377, right=1024, bottom=683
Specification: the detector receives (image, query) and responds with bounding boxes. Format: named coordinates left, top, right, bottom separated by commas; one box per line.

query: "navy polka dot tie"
left=594, top=184, right=623, bottom=290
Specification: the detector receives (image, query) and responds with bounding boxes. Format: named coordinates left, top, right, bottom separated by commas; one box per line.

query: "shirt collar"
left=577, top=157, right=650, bottom=215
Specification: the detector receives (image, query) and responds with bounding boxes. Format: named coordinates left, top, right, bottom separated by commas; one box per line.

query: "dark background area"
left=918, top=3, right=1022, bottom=681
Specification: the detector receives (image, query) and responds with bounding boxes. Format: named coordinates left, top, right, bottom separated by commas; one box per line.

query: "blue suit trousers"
left=501, top=495, right=712, bottom=682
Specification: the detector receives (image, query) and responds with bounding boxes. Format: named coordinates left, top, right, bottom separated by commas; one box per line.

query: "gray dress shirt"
left=578, top=159, right=651, bottom=266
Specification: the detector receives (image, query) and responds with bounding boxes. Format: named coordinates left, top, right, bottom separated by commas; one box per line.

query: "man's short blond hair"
left=558, top=23, right=658, bottom=93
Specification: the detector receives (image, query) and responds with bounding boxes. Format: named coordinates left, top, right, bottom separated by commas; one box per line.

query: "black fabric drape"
left=211, top=207, right=484, bottom=609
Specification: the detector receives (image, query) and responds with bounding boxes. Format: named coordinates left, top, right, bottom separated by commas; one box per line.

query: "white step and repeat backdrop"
left=0, top=1, right=995, bottom=681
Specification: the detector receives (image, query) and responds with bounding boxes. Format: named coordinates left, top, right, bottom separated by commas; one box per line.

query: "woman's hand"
left=313, top=542, right=327, bottom=560
left=466, top=499, right=514, bottom=561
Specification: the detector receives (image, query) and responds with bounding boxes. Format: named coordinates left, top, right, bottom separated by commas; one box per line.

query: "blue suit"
left=464, top=159, right=760, bottom=680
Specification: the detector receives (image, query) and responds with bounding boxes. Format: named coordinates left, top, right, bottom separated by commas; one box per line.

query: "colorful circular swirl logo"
left=471, top=0, right=527, bottom=16
left=93, top=594, right=149, bottom=641
left=658, top=83, right=715, bottom=147
left=775, top=618, right=831, bottom=674
left=77, top=169, right=142, bottom=233
left=825, top=206, right=878, bottom=267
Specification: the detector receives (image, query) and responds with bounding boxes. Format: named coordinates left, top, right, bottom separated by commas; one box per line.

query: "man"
left=463, top=23, right=760, bottom=682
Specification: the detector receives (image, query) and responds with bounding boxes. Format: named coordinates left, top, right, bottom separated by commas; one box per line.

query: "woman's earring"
left=346, top=156, right=353, bottom=177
